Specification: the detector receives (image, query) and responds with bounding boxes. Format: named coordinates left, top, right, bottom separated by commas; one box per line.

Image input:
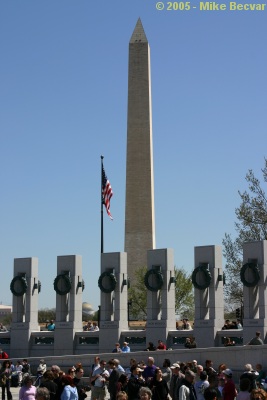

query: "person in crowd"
left=125, top=359, right=137, bottom=378
left=121, top=342, right=131, bottom=353
left=169, top=363, right=184, bottom=400
left=203, top=388, right=218, bottom=400
left=127, top=365, right=146, bottom=400
left=181, top=319, right=192, bottom=330
left=151, top=367, right=169, bottom=400
left=236, top=378, right=250, bottom=400
left=179, top=370, right=197, bottom=400
left=92, top=322, right=99, bottom=331
left=247, top=332, right=264, bottom=345
left=217, top=365, right=227, bottom=381
left=0, top=325, right=7, bottom=332
left=15, top=361, right=23, bottom=386
left=22, top=360, right=31, bottom=376
left=112, top=344, right=122, bottom=353
left=51, top=365, right=64, bottom=400
left=236, top=320, right=243, bottom=329
left=161, top=359, right=171, bottom=389
left=73, top=367, right=90, bottom=400
left=184, top=337, right=197, bottom=349
left=35, top=360, right=47, bottom=387
left=239, top=365, right=258, bottom=392
left=0, top=350, right=9, bottom=360
left=222, top=321, right=231, bottom=330
left=215, top=377, right=224, bottom=398
left=222, top=369, right=237, bottom=400
left=157, top=340, right=166, bottom=351
left=255, top=364, right=266, bottom=386
left=143, top=358, right=157, bottom=384
left=139, top=387, right=152, bottom=400
left=116, top=392, right=128, bottom=400
left=195, top=366, right=204, bottom=383
left=204, top=362, right=216, bottom=378
left=194, top=372, right=209, bottom=400
left=19, top=376, right=37, bottom=400
left=39, top=371, right=58, bottom=400
left=47, top=320, right=55, bottom=331
left=224, top=338, right=235, bottom=347
left=191, top=361, right=198, bottom=374
left=68, top=369, right=76, bottom=380
left=146, top=343, right=156, bottom=352
left=250, top=389, right=267, bottom=400
left=36, top=387, right=50, bottom=400
left=113, top=359, right=125, bottom=374
left=91, top=360, right=109, bottom=400
left=0, top=360, right=12, bottom=400
left=116, top=375, right=128, bottom=395
left=108, top=360, right=120, bottom=400
left=60, top=375, right=78, bottom=400
left=83, top=322, right=92, bottom=331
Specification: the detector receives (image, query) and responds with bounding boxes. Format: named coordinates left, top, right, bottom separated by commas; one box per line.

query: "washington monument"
left=125, top=19, right=156, bottom=281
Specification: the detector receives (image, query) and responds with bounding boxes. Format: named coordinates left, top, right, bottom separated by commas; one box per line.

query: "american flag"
left=102, top=165, right=113, bottom=220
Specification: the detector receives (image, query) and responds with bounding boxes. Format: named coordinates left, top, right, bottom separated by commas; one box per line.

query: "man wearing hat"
left=128, top=365, right=146, bottom=400
left=121, top=342, right=131, bottom=353
left=170, top=364, right=185, bottom=400
left=222, top=369, right=237, bottom=400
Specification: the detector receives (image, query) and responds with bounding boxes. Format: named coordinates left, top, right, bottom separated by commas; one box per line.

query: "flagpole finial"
left=101, top=155, right=104, bottom=160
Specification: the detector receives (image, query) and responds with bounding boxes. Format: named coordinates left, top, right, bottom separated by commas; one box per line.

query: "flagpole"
left=101, top=155, right=104, bottom=254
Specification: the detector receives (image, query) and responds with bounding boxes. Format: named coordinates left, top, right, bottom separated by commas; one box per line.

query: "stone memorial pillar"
left=53, top=255, right=83, bottom=355
left=99, top=252, right=128, bottom=353
left=193, top=245, right=224, bottom=347
left=146, top=249, right=176, bottom=347
left=242, top=240, right=267, bottom=344
left=10, top=257, right=40, bottom=357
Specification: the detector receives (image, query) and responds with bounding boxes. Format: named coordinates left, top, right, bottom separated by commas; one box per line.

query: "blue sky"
left=1, top=0, right=266, bottom=311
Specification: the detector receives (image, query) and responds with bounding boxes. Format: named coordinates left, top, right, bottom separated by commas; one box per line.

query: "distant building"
left=0, top=304, right=12, bottom=316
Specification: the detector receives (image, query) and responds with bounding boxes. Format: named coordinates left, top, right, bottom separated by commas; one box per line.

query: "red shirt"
left=0, top=351, right=9, bottom=359
left=223, top=379, right=236, bottom=400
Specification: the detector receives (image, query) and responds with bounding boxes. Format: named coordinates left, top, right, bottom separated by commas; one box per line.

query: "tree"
left=128, top=266, right=194, bottom=320
left=222, top=158, right=267, bottom=309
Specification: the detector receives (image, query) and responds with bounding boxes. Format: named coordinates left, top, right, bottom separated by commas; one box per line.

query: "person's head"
left=123, top=342, right=128, bottom=347
left=113, top=359, right=120, bottom=367
left=118, top=374, right=128, bottom=384
left=139, top=387, right=152, bottom=400
left=244, top=364, right=252, bottom=372
left=100, top=360, right=107, bottom=369
left=171, top=364, right=180, bottom=375
left=218, top=364, right=227, bottom=372
left=116, top=392, right=128, bottom=400
left=23, top=376, right=34, bottom=387
left=163, top=359, right=171, bottom=368
left=185, top=370, right=195, bottom=383
left=222, top=369, right=233, bottom=379
left=68, top=367, right=76, bottom=376
left=250, top=389, right=267, bottom=400
left=40, top=359, right=45, bottom=365
left=205, top=360, right=213, bottom=367
left=115, top=343, right=120, bottom=348
left=2, top=360, right=10, bottom=368
left=43, top=371, right=54, bottom=381
left=75, top=368, right=84, bottom=379
left=240, top=378, right=251, bottom=392
left=51, top=365, right=60, bottom=377
left=147, top=357, right=154, bottom=366
left=61, top=375, right=74, bottom=387
left=155, top=368, right=162, bottom=379
left=197, top=365, right=204, bottom=375
left=130, top=358, right=137, bottom=366
left=192, top=360, right=197, bottom=366
left=203, top=387, right=218, bottom=400
left=36, top=387, right=50, bottom=400
left=130, top=365, right=143, bottom=376
left=95, top=356, right=100, bottom=363
left=200, top=371, right=208, bottom=381
left=108, top=360, right=116, bottom=369
left=256, top=364, right=262, bottom=371
left=256, top=331, right=261, bottom=337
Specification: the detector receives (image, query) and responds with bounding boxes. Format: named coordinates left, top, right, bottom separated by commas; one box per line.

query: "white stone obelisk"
left=125, top=19, right=156, bottom=281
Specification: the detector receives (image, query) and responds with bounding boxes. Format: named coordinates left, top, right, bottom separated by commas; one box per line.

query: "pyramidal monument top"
left=129, top=18, right=148, bottom=43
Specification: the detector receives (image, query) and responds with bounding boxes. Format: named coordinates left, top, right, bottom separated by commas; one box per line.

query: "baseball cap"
left=171, top=363, right=180, bottom=369
left=222, top=369, right=233, bottom=377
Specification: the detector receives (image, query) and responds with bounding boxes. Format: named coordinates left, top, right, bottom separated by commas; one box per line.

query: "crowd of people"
left=1, top=342, right=267, bottom=400
left=0, top=354, right=265, bottom=400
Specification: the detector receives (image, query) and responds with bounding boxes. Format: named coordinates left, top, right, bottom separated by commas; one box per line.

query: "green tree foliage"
left=128, top=266, right=194, bottom=320
left=222, top=158, right=267, bottom=309
left=38, top=308, right=56, bottom=323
